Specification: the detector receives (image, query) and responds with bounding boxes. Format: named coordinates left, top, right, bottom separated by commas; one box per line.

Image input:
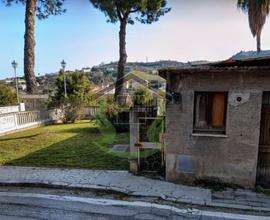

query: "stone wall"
left=163, top=69, right=270, bottom=188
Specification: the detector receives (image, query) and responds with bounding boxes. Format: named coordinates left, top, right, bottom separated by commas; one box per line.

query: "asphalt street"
left=0, top=187, right=268, bottom=220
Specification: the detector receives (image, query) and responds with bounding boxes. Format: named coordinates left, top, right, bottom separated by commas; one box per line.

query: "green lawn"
left=0, top=121, right=129, bottom=170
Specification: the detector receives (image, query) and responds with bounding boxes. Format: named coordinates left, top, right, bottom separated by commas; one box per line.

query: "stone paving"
left=0, top=166, right=211, bottom=205
left=0, top=166, right=269, bottom=214
left=212, top=188, right=270, bottom=212
left=110, top=144, right=130, bottom=153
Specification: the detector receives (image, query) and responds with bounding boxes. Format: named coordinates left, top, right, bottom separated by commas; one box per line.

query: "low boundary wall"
left=0, top=111, right=51, bottom=136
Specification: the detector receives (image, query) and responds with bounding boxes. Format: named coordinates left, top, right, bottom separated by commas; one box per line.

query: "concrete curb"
left=0, top=166, right=211, bottom=204
left=1, top=181, right=270, bottom=214
left=0, top=181, right=208, bottom=206
left=0, top=166, right=269, bottom=214
left=0, top=191, right=269, bottom=220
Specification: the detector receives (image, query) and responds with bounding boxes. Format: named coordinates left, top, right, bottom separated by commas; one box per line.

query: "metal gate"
left=137, top=116, right=165, bottom=174
left=257, top=92, right=270, bottom=187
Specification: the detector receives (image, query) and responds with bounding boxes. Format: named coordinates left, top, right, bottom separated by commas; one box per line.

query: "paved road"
left=0, top=188, right=268, bottom=220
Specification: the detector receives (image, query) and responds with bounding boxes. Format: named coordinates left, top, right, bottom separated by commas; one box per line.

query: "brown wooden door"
left=257, top=93, right=270, bottom=187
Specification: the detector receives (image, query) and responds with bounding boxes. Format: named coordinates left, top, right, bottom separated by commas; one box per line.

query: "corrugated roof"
left=159, top=51, right=270, bottom=78
left=232, top=50, right=270, bottom=60
left=159, top=51, right=270, bottom=74
left=210, top=50, right=270, bottom=67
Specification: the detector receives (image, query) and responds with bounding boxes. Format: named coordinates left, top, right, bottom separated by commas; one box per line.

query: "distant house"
left=94, top=70, right=166, bottom=101
left=81, top=67, right=91, bottom=73
left=159, top=51, right=270, bottom=188
left=1, top=78, right=27, bottom=91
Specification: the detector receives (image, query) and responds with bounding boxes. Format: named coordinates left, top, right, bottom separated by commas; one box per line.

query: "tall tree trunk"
left=115, top=18, right=128, bottom=102
left=24, top=0, right=37, bottom=94
left=257, top=30, right=262, bottom=52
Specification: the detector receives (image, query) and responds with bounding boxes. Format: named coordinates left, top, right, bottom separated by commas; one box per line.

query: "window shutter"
left=212, top=93, right=226, bottom=128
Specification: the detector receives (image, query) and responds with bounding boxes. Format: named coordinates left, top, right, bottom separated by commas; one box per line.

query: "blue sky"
left=0, top=0, right=270, bottom=79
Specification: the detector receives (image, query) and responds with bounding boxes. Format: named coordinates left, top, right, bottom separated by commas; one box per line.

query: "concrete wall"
left=164, top=69, right=270, bottom=188
left=20, top=95, right=49, bottom=111
left=0, top=111, right=51, bottom=136
left=0, top=105, right=20, bottom=114
left=78, top=106, right=99, bottom=119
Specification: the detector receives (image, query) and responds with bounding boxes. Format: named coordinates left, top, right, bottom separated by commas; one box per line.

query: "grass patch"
left=254, top=186, right=270, bottom=196
left=0, top=120, right=129, bottom=170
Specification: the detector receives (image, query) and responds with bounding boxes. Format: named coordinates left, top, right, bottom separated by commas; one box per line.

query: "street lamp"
left=11, top=60, right=19, bottom=104
left=61, top=60, right=67, bottom=97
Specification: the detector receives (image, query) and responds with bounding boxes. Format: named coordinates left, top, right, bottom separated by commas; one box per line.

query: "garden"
left=0, top=120, right=129, bottom=170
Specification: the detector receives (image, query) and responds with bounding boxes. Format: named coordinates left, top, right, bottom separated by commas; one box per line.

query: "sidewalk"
left=0, top=166, right=269, bottom=213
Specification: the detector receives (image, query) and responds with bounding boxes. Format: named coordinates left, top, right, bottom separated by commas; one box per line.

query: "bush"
left=98, top=96, right=118, bottom=119
left=132, top=88, right=153, bottom=106
left=51, top=96, right=81, bottom=124
left=62, top=105, right=79, bottom=123
left=48, top=70, right=94, bottom=123
left=97, top=96, right=129, bottom=132
left=147, top=119, right=163, bottom=143
left=0, top=85, right=17, bottom=106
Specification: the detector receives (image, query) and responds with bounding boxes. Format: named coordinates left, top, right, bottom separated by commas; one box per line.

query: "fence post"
left=14, top=113, right=18, bottom=129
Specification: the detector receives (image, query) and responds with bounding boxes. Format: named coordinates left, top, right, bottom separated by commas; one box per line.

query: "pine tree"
left=4, top=0, right=66, bottom=93
left=89, top=0, right=170, bottom=101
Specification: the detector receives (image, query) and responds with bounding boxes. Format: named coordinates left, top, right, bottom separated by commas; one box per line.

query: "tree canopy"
left=90, top=0, right=170, bottom=25
left=49, top=70, right=93, bottom=108
left=90, top=0, right=170, bottom=101
left=4, top=0, right=66, bottom=19
left=0, top=85, right=17, bottom=106
left=4, top=0, right=66, bottom=94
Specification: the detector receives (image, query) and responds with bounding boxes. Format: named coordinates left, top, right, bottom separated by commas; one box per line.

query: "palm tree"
left=238, top=0, right=270, bottom=52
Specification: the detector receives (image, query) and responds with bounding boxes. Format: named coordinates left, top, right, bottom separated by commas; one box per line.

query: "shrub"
left=48, top=70, right=93, bottom=123
left=147, top=119, right=163, bottom=143
left=132, top=87, right=153, bottom=106
left=98, top=96, right=118, bottom=119
left=61, top=97, right=81, bottom=123
left=62, top=105, right=79, bottom=123
left=97, top=96, right=129, bottom=132
left=0, top=85, right=17, bottom=106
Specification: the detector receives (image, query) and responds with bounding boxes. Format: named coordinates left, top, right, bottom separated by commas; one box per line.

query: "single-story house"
left=94, top=71, right=166, bottom=115
left=159, top=51, right=270, bottom=188
left=93, top=70, right=166, bottom=100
